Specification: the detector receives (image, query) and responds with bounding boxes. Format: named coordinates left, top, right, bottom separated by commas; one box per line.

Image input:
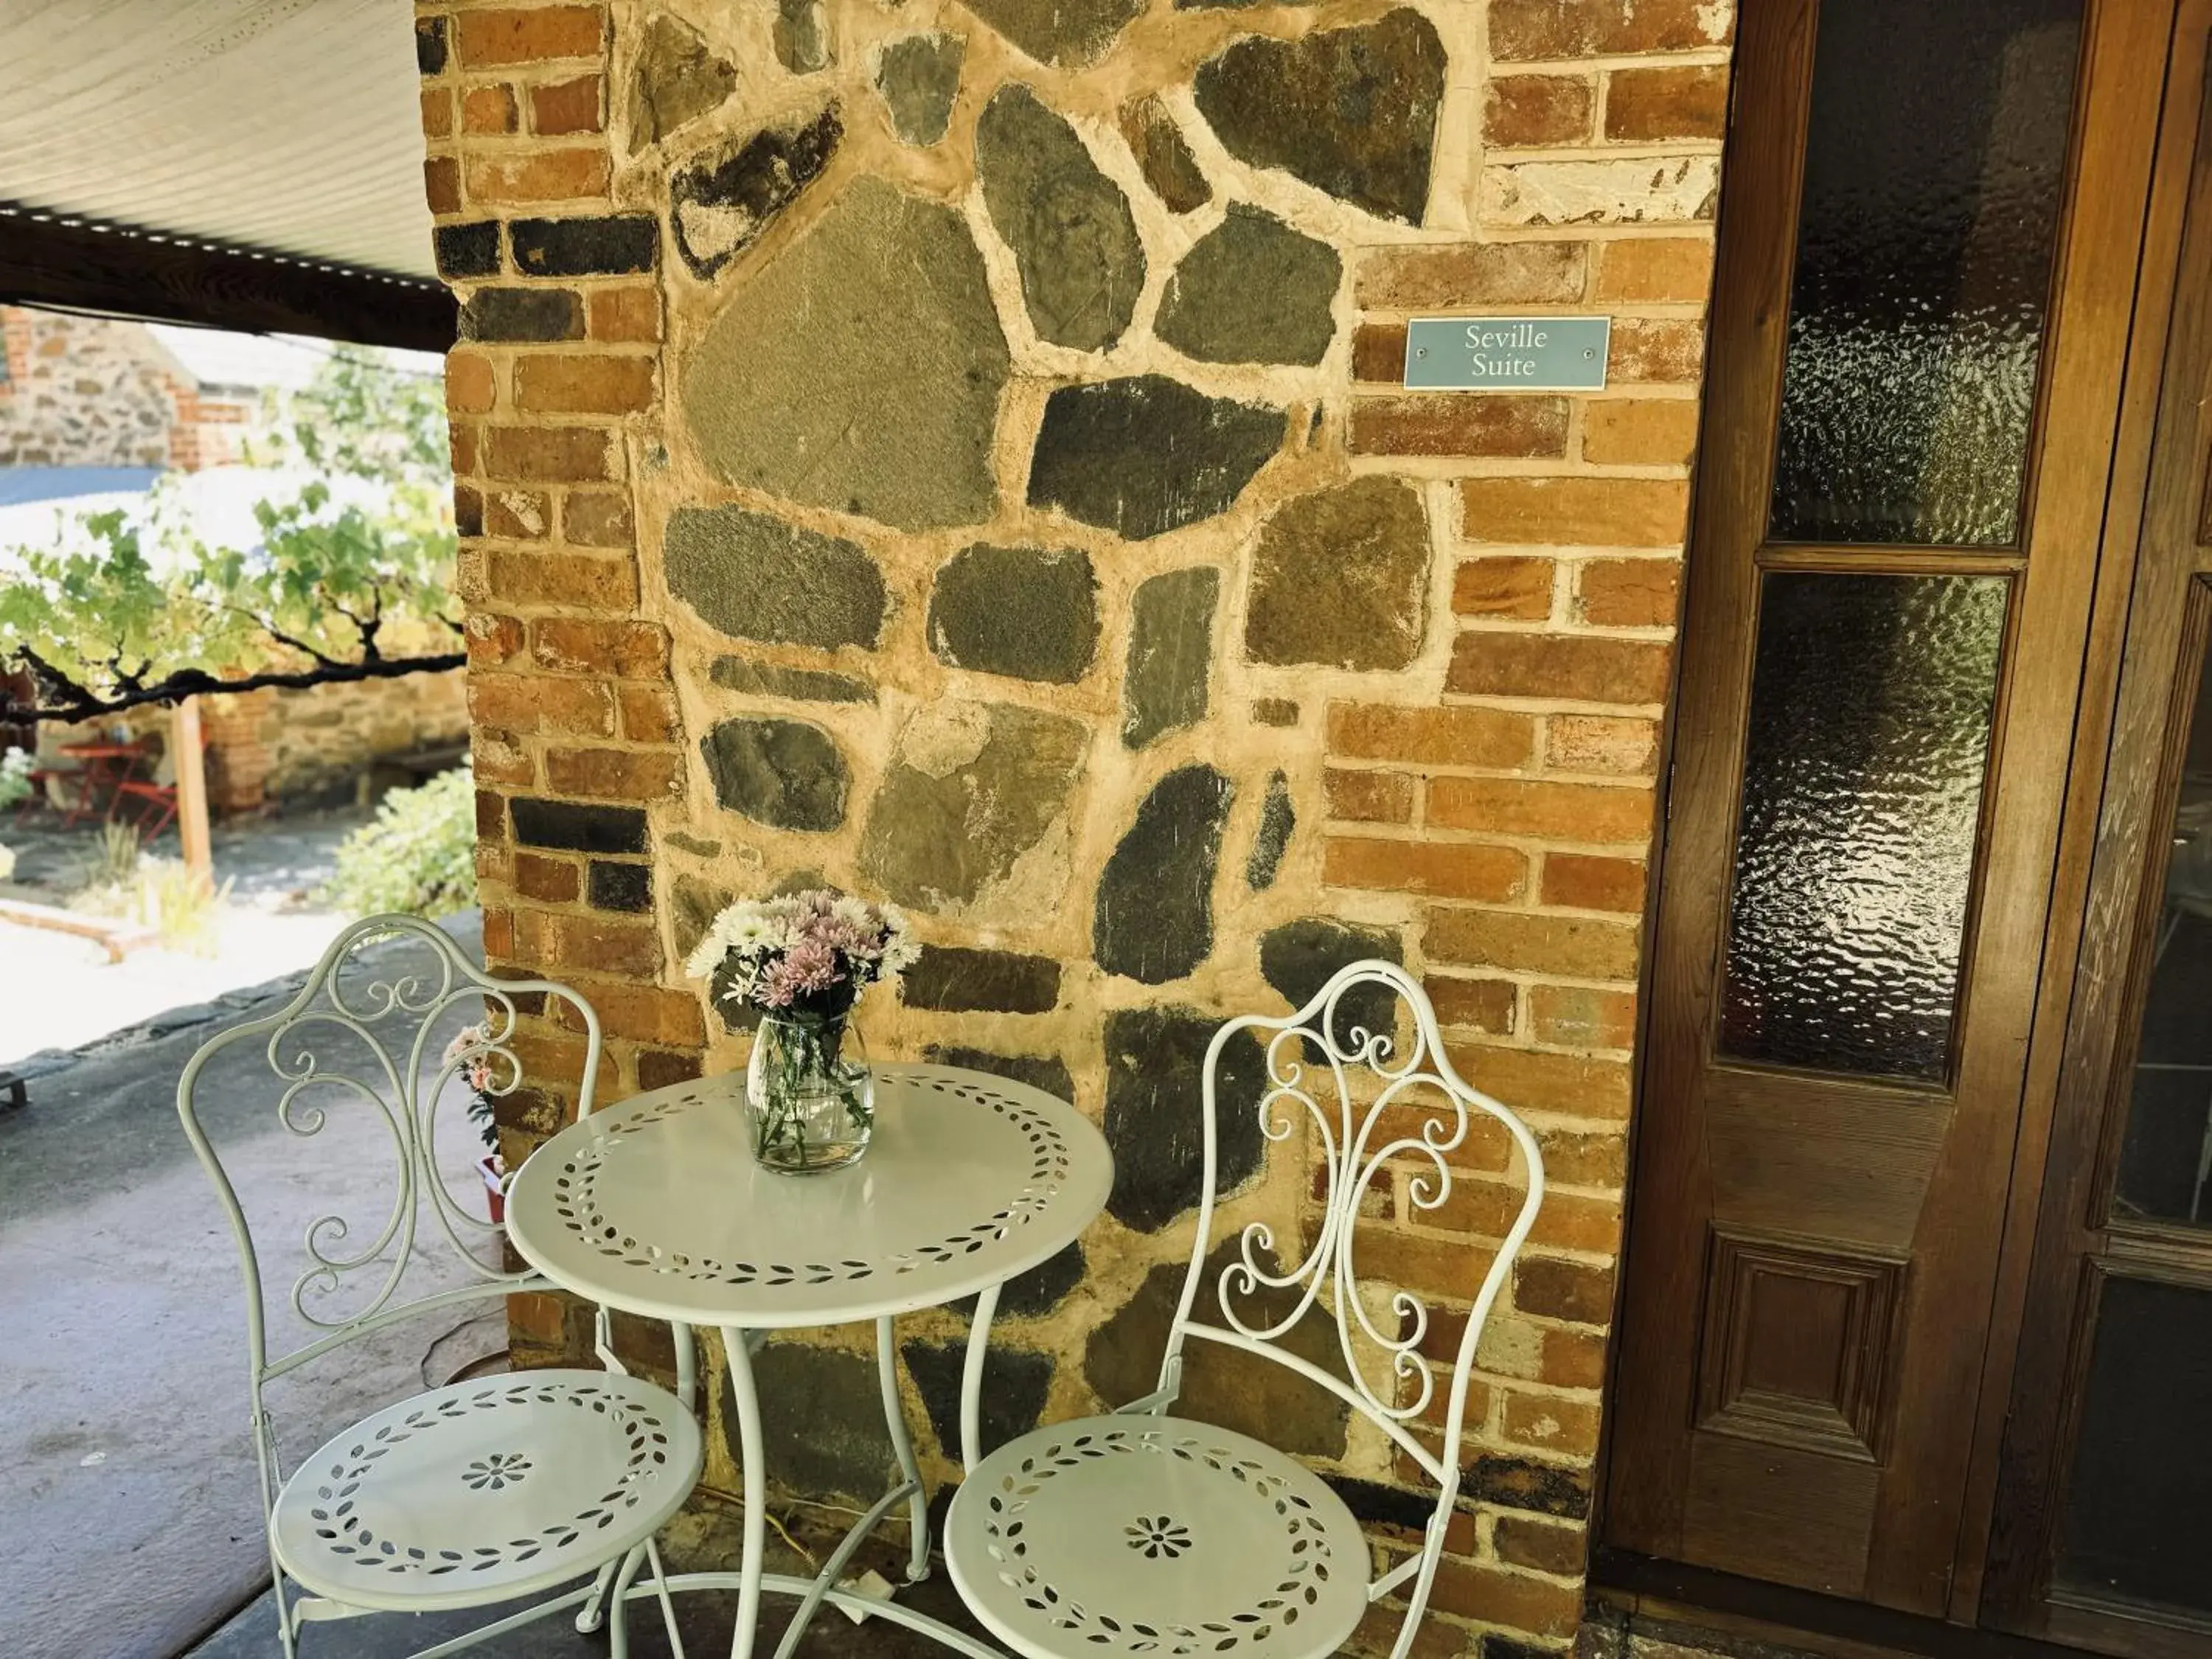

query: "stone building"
left=403, top=1, right=2212, bottom=1655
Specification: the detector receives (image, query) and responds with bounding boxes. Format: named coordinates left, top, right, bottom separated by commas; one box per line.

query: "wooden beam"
left=0, top=204, right=455, bottom=352
left=172, top=698, right=212, bottom=893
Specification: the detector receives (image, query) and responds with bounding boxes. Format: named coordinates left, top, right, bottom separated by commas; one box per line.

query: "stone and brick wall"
left=0, top=307, right=184, bottom=468
left=415, top=1, right=1733, bottom=1651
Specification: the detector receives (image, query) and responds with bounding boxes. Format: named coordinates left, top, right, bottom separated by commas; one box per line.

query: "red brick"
left=637, top=1049, right=705, bottom=1091
left=543, top=745, right=681, bottom=801
left=562, top=490, right=634, bottom=547
left=508, top=1289, right=574, bottom=1346
left=1577, top=557, right=1679, bottom=628
left=469, top=672, right=615, bottom=737
left=1353, top=321, right=1408, bottom=382
left=483, top=425, right=610, bottom=483
left=1545, top=714, right=1658, bottom=776
left=465, top=610, right=526, bottom=668
left=483, top=905, right=515, bottom=958
left=446, top=352, right=496, bottom=414
left=588, top=285, right=660, bottom=342
left=531, top=74, right=603, bottom=135
left=462, top=82, right=519, bottom=133
left=1433, top=1180, right=1619, bottom=1255
left=1515, top=1254, right=1616, bottom=1325
left=1426, top=907, right=1640, bottom=982
left=1495, top=1515, right=1588, bottom=1576
left=1582, top=398, right=1700, bottom=466
left=1447, top=632, right=1673, bottom=704
left=1594, top=237, right=1714, bottom=303
left=1485, top=74, right=1594, bottom=147
left=484, top=488, right=551, bottom=540
left=1447, top=1043, right=1633, bottom=1119
left=1608, top=317, right=1705, bottom=384
left=1605, top=64, right=1730, bottom=141
left=1536, top=1127, right=1628, bottom=1188
left=488, top=548, right=637, bottom=607
left=476, top=788, right=507, bottom=841
left=451, top=420, right=479, bottom=477
left=1502, top=1388, right=1603, bottom=1457
left=559, top=981, right=705, bottom=1047
left=514, top=851, right=581, bottom=902
left=619, top=685, right=681, bottom=743
left=513, top=352, right=654, bottom=414
left=512, top=908, right=659, bottom=978
left=1492, top=0, right=1734, bottom=60
left=1351, top=1225, right=1500, bottom=1308
left=531, top=617, right=668, bottom=678
left=456, top=6, right=606, bottom=67
left=465, top=147, right=610, bottom=205
left=424, top=156, right=461, bottom=215
left=1539, top=852, right=1646, bottom=913
left=1328, top=703, right=1535, bottom=768
left=1460, top=476, right=1689, bottom=546
left=1355, top=242, right=1585, bottom=310
left=1529, top=983, right=1638, bottom=1051
left=1425, top=974, right=1517, bottom=1036
left=1324, top=837, right=1527, bottom=903
left=1426, top=1559, right=1582, bottom=1636
left=420, top=88, right=453, bottom=139
left=472, top=728, right=535, bottom=787
left=1324, top=768, right=1415, bottom=824
left=1453, top=557, right=1554, bottom=620
left=1543, top=1326, right=1610, bottom=1388
left=1427, top=776, right=1653, bottom=843
left=1349, top=395, right=1568, bottom=459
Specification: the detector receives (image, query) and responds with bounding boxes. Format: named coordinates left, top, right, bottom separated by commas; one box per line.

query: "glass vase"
left=743, top=1010, right=874, bottom=1174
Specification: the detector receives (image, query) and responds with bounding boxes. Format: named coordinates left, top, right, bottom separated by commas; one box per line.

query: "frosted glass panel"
left=2114, top=621, right=2212, bottom=1228
left=1720, top=574, right=2009, bottom=1082
left=1767, top=0, right=2081, bottom=548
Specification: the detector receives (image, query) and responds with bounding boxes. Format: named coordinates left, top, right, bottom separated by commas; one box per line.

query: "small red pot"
left=476, top=1152, right=507, bottom=1224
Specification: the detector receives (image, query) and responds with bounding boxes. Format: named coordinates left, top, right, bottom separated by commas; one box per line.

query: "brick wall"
left=0, top=307, right=180, bottom=468
left=415, top=4, right=1733, bottom=1652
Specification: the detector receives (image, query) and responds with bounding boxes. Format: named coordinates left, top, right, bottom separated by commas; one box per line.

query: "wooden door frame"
left=1975, top=8, right=2212, bottom=1650
left=1598, top=0, right=2194, bottom=1634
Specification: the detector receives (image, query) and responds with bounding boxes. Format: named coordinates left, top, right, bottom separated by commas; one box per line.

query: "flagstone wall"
left=415, top=1, right=1734, bottom=1650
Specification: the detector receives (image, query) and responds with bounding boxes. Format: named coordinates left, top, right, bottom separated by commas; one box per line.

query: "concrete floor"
left=187, top=1534, right=1004, bottom=1658
left=0, top=914, right=504, bottom=1659
left=1, top=806, right=372, bottom=1060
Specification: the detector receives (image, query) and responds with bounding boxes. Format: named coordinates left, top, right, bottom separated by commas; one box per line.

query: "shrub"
left=68, top=824, right=232, bottom=954
left=322, top=765, right=479, bottom=919
left=0, top=748, right=32, bottom=812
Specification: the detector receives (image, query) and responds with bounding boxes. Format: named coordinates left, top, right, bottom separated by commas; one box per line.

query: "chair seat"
left=271, top=1369, right=702, bottom=1615
left=945, top=1414, right=1373, bottom=1659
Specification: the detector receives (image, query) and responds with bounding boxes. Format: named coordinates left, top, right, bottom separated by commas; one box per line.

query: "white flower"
left=685, top=900, right=787, bottom=981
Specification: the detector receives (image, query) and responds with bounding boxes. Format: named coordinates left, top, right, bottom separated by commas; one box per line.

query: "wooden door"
left=1604, top=0, right=2171, bottom=1616
left=1981, top=10, right=2212, bottom=1652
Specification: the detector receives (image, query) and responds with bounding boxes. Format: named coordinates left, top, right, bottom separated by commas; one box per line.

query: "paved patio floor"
left=0, top=914, right=502, bottom=1659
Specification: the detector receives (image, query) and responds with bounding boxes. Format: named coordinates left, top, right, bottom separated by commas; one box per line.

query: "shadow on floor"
left=188, top=1538, right=1004, bottom=1658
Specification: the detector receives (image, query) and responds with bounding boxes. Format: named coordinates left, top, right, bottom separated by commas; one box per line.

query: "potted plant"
left=686, top=888, right=918, bottom=1175
left=443, top=1021, right=507, bottom=1221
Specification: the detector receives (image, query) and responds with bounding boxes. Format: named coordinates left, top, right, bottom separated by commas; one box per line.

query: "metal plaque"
left=1402, top=315, right=1612, bottom=391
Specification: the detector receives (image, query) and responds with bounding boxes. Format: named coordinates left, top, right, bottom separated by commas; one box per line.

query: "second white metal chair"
left=945, top=959, right=1545, bottom=1659
left=177, top=914, right=703, bottom=1658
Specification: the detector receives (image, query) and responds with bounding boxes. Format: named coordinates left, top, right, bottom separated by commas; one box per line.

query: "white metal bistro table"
left=507, top=1061, right=1113, bottom=1659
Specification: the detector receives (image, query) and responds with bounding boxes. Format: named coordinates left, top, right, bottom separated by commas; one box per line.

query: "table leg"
left=959, top=1283, right=1001, bottom=1475
left=875, top=1315, right=931, bottom=1583
left=720, top=1324, right=768, bottom=1659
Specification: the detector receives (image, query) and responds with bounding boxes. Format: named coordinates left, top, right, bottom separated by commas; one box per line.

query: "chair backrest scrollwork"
left=1152, top=958, right=1545, bottom=1655
left=176, top=914, right=603, bottom=1388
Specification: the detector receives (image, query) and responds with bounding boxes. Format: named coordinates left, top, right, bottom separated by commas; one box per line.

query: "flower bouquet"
left=443, top=1020, right=508, bottom=1219
left=685, top=888, right=918, bottom=1174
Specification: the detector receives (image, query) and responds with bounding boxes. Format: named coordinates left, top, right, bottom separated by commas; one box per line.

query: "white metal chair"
left=945, top=959, right=1545, bottom=1659
left=177, top=914, right=703, bottom=1658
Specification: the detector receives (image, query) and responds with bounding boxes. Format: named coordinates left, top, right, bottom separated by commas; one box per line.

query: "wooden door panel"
left=1607, top=0, right=2172, bottom=1617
